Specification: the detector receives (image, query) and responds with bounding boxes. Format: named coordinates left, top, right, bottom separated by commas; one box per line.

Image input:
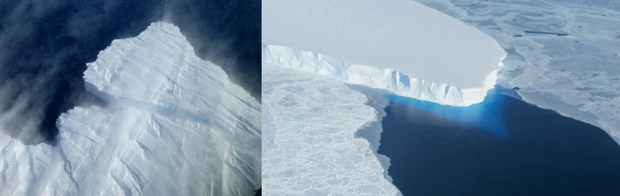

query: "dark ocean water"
left=378, top=92, right=620, bottom=196
left=0, top=0, right=259, bottom=144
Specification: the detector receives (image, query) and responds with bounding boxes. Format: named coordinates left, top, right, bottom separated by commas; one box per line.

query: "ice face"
left=263, top=44, right=502, bottom=107
left=0, top=22, right=260, bottom=196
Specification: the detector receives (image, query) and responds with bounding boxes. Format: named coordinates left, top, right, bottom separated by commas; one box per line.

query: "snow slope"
left=262, top=63, right=400, bottom=195
left=0, top=22, right=261, bottom=196
left=414, top=0, right=620, bottom=143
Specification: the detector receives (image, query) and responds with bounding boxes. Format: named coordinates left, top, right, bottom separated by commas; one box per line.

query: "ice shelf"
left=263, top=0, right=507, bottom=91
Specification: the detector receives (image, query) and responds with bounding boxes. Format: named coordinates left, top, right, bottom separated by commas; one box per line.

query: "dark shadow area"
left=378, top=92, right=620, bottom=196
left=0, top=0, right=166, bottom=145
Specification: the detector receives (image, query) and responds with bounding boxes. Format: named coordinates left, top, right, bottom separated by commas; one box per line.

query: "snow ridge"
left=262, top=44, right=505, bottom=107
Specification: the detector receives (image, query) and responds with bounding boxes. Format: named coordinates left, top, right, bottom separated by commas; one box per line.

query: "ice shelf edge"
left=262, top=44, right=506, bottom=107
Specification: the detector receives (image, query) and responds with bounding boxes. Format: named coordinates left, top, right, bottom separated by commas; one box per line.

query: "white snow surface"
left=0, top=22, right=261, bottom=196
left=262, top=63, right=401, bottom=195
left=262, top=0, right=506, bottom=90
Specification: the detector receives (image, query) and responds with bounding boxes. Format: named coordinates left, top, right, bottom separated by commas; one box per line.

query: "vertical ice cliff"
left=0, top=22, right=260, bottom=196
left=262, top=44, right=503, bottom=106
left=262, top=0, right=507, bottom=106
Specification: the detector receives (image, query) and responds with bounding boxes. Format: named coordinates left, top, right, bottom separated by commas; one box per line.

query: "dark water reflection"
left=378, top=92, right=620, bottom=196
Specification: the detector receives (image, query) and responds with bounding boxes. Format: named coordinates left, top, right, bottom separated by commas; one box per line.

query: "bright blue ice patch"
left=384, top=93, right=509, bottom=138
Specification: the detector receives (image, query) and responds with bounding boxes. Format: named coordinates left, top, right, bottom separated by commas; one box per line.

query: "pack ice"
left=0, top=22, right=261, bottom=196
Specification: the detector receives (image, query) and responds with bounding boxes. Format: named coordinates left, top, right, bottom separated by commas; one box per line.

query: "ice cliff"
left=262, top=0, right=506, bottom=106
left=0, top=22, right=260, bottom=196
left=262, top=44, right=504, bottom=106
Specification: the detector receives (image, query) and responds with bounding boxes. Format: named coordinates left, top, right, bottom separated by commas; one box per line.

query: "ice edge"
left=262, top=44, right=506, bottom=107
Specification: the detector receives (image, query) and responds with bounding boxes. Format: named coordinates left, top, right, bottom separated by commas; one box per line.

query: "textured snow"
left=262, top=0, right=506, bottom=90
left=415, top=0, right=620, bottom=143
left=0, top=22, right=260, bottom=195
left=262, top=63, right=400, bottom=195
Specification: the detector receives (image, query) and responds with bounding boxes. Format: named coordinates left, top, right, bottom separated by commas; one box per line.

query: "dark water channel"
left=377, top=91, right=620, bottom=196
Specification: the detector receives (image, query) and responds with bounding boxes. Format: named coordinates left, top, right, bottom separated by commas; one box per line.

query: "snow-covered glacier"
left=0, top=22, right=260, bottom=195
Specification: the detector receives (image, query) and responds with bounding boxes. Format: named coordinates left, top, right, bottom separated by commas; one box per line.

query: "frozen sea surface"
left=262, top=63, right=400, bottom=195
left=0, top=22, right=261, bottom=196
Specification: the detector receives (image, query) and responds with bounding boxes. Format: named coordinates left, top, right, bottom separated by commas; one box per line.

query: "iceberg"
left=262, top=0, right=507, bottom=195
left=0, top=22, right=260, bottom=195
left=262, top=0, right=506, bottom=106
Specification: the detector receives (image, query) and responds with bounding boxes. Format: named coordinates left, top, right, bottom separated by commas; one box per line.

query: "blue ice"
left=384, top=93, right=509, bottom=138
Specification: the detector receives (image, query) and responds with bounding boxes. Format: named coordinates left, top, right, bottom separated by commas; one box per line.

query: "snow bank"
left=263, top=44, right=504, bottom=106
left=0, top=22, right=260, bottom=196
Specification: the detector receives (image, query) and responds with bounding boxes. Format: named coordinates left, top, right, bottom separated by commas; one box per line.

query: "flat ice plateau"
left=0, top=22, right=261, bottom=195
left=263, top=0, right=506, bottom=91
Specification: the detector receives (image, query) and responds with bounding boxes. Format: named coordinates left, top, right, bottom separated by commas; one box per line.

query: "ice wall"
left=263, top=44, right=504, bottom=106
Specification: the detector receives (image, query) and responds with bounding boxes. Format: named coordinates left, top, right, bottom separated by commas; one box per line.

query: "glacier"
left=261, top=0, right=508, bottom=195
left=0, top=22, right=260, bottom=195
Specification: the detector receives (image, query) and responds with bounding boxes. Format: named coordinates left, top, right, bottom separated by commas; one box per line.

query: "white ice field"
left=262, top=0, right=620, bottom=195
left=0, top=22, right=261, bottom=196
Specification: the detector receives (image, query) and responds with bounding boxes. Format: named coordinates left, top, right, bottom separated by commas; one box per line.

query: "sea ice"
left=262, top=63, right=401, bottom=195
